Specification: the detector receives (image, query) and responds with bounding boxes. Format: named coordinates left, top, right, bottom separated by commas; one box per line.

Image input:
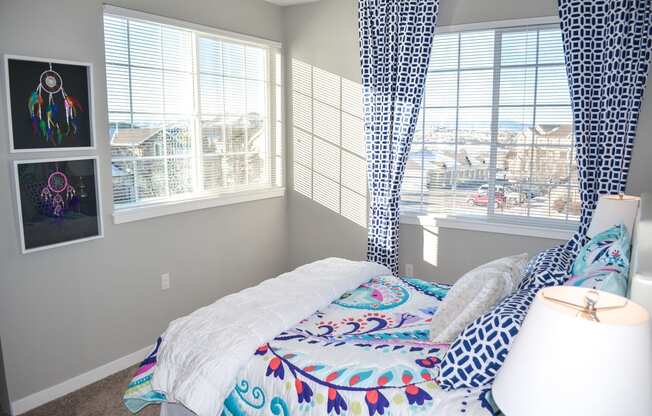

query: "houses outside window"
left=402, top=24, right=579, bottom=229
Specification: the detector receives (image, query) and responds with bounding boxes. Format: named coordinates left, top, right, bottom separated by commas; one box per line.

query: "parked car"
left=505, top=191, right=525, bottom=205
left=467, top=191, right=506, bottom=208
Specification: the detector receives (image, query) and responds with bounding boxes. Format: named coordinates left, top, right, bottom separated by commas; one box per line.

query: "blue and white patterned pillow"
left=518, top=245, right=574, bottom=290
left=437, top=245, right=574, bottom=390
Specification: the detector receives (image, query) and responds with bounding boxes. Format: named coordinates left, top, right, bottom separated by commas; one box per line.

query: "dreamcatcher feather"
left=28, top=63, right=83, bottom=144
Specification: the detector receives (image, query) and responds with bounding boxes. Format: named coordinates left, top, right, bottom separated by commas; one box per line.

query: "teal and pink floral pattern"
left=567, top=224, right=631, bottom=296
left=124, top=276, right=497, bottom=415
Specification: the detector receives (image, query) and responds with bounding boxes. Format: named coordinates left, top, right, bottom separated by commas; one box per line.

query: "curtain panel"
left=358, top=0, right=439, bottom=274
left=559, top=0, right=652, bottom=249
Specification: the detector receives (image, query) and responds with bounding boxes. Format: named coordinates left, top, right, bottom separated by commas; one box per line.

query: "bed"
left=123, top=263, right=496, bottom=416
left=124, top=193, right=652, bottom=416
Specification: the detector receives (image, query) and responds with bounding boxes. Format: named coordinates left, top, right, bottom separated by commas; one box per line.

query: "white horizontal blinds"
left=403, top=31, right=496, bottom=217
left=197, top=36, right=270, bottom=193
left=496, top=28, right=578, bottom=224
left=105, top=15, right=195, bottom=206
left=104, top=12, right=277, bottom=209
left=402, top=24, right=578, bottom=227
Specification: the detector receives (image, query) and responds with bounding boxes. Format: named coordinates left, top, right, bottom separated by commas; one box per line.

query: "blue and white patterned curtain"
left=559, top=0, right=652, bottom=250
left=358, top=0, right=439, bottom=274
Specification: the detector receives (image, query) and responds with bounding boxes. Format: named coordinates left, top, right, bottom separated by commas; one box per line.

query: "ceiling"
left=263, top=0, right=320, bottom=6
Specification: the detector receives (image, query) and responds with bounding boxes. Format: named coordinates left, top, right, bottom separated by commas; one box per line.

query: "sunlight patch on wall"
left=341, top=152, right=366, bottom=195
left=342, top=111, right=365, bottom=157
left=314, top=67, right=340, bottom=107
left=314, top=137, right=340, bottom=181
left=294, top=162, right=312, bottom=197
left=422, top=226, right=439, bottom=267
left=291, top=58, right=367, bottom=228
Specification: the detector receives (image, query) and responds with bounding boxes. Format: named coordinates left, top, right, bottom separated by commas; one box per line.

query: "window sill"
left=400, top=214, right=575, bottom=240
left=113, top=187, right=285, bottom=224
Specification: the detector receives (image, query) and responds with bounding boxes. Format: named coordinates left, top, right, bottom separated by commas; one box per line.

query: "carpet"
left=22, top=366, right=160, bottom=416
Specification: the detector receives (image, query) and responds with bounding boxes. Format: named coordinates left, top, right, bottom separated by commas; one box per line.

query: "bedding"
left=145, top=258, right=389, bottom=416
left=438, top=285, right=538, bottom=390
left=124, top=264, right=497, bottom=416
left=566, top=224, right=630, bottom=296
left=429, top=254, right=528, bottom=343
left=438, top=245, right=575, bottom=390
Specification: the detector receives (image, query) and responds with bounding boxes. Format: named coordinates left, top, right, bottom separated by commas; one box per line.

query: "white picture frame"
left=4, top=54, right=96, bottom=153
left=13, top=156, right=104, bottom=254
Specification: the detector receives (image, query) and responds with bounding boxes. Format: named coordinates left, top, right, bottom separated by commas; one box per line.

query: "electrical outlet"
left=161, top=273, right=171, bottom=290
left=405, top=264, right=414, bottom=277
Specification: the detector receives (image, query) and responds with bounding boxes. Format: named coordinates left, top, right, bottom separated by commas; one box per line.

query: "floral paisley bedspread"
left=124, top=276, right=497, bottom=416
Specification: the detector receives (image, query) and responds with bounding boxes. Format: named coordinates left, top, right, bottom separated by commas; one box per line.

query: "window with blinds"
left=103, top=11, right=282, bottom=210
left=402, top=24, right=579, bottom=227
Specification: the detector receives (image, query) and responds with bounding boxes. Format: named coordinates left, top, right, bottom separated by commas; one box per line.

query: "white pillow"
left=483, top=253, right=530, bottom=292
left=430, top=253, right=529, bottom=343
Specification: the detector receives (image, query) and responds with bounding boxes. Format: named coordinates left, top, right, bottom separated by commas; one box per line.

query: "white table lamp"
left=492, top=286, right=652, bottom=416
left=587, top=194, right=640, bottom=238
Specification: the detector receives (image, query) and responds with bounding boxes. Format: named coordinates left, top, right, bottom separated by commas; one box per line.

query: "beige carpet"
left=22, top=366, right=160, bottom=416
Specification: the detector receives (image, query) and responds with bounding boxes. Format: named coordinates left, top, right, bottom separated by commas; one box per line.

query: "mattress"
left=125, top=275, right=496, bottom=416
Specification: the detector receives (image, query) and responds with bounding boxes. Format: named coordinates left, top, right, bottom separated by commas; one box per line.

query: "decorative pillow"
left=438, top=286, right=538, bottom=389
left=566, top=224, right=630, bottom=296
left=499, top=253, right=530, bottom=290
left=518, top=244, right=575, bottom=290
left=430, top=254, right=528, bottom=343
left=438, top=245, right=574, bottom=390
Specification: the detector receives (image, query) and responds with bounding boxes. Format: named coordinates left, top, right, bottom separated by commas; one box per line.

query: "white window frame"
left=103, top=6, right=285, bottom=224
left=401, top=16, right=576, bottom=241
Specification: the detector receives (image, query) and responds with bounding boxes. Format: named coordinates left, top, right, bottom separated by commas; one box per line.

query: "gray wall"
left=0, top=0, right=287, bottom=403
left=284, top=0, right=368, bottom=266
left=0, top=340, right=9, bottom=416
left=283, top=0, right=652, bottom=282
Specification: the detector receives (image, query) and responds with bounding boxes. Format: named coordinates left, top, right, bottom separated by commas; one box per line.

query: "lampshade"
left=587, top=194, right=640, bottom=238
left=492, top=286, right=652, bottom=416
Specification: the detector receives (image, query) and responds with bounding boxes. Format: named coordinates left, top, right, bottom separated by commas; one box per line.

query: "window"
left=103, top=9, right=283, bottom=219
left=402, top=24, right=579, bottom=228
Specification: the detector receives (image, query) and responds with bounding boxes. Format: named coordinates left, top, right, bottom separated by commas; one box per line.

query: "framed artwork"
left=4, top=55, right=95, bottom=152
left=14, top=157, right=103, bottom=253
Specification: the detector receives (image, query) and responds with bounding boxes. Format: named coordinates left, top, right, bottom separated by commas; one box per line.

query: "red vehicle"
left=467, top=191, right=505, bottom=208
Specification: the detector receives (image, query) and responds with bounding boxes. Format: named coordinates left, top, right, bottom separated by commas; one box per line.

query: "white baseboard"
left=11, top=344, right=154, bottom=415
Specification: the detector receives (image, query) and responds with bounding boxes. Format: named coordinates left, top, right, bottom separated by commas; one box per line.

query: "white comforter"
left=151, top=258, right=390, bottom=416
